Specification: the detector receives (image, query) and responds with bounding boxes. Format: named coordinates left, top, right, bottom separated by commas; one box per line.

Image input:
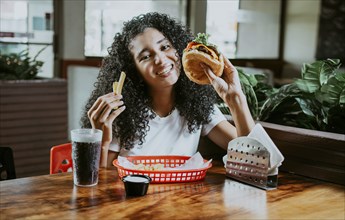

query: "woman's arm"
left=87, top=92, right=125, bottom=168
left=201, top=55, right=255, bottom=147
left=207, top=120, right=236, bottom=150
left=107, top=151, right=119, bottom=167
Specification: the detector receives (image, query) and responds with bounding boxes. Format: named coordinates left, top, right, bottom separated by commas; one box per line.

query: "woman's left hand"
left=201, top=54, right=255, bottom=137
left=200, top=54, right=244, bottom=106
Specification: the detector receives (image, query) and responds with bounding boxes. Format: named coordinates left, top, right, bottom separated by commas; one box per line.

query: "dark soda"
left=72, top=141, right=101, bottom=186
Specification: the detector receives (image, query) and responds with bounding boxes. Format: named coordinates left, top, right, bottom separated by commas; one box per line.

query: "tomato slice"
left=186, top=42, right=200, bottom=50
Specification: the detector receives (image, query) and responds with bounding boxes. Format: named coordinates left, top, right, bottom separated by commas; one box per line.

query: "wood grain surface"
left=0, top=162, right=344, bottom=219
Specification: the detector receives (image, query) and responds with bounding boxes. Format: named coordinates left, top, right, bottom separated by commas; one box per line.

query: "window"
left=206, top=0, right=240, bottom=58
left=84, top=0, right=282, bottom=59
left=0, top=0, right=54, bottom=78
left=85, top=0, right=187, bottom=57
left=206, top=0, right=281, bottom=59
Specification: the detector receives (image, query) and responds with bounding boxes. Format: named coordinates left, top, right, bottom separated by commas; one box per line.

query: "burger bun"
left=182, top=49, right=224, bottom=85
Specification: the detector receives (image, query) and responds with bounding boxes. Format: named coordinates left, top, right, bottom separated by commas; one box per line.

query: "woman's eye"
left=161, top=44, right=171, bottom=50
left=140, top=55, right=150, bottom=61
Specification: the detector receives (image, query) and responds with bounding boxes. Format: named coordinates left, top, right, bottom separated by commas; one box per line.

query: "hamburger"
left=182, top=33, right=224, bottom=85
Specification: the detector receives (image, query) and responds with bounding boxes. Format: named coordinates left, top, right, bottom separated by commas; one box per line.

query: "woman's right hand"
left=87, top=93, right=126, bottom=146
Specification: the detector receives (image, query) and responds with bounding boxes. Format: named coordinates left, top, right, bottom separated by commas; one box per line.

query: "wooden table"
left=1, top=162, right=344, bottom=219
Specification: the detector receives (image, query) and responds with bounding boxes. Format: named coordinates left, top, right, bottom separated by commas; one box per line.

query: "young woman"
left=80, top=12, right=255, bottom=167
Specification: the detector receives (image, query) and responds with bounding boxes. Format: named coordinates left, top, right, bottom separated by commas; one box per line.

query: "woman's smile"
left=156, top=64, right=174, bottom=77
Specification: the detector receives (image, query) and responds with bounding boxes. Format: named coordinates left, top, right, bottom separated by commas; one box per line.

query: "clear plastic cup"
left=70, top=129, right=102, bottom=187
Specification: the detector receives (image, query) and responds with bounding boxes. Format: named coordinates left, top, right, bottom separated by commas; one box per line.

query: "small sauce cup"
left=122, top=174, right=151, bottom=196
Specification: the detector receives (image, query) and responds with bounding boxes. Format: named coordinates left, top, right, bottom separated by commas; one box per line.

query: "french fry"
left=116, top=71, right=126, bottom=95
left=112, top=82, right=118, bottom=94
left=112, top=72, right=126, bottom=109
left=133, top=163, right=165, bottom=171
left=112, top=72, right=126, bottom=95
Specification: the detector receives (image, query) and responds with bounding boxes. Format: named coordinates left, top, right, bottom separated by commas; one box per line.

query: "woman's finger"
left=87, top=97, right=103, bottom=119
left=89, top=93, right=123, bottom=120
left=88, top=93, right=111, bottom=118
left=223, top=55, right=236, bottom=72
left=200, top=62, right=229, bottom=99
left=98, top=100, right=124, bottom=123
left=108, top=106, right=126, bottom=123
left=200, top=63, right=216, bottom=83
left=220, top=54, right=242, bottom=88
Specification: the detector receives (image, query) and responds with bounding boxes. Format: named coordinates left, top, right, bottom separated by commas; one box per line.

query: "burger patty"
left=187, top=44, right=219, bottom=61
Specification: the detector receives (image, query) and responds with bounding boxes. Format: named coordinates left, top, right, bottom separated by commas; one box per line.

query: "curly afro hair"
left=80, top=12, right=217, bottom=150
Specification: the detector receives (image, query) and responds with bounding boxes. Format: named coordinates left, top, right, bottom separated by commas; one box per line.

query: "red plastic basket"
left=113, top=155, right=212, bottom=183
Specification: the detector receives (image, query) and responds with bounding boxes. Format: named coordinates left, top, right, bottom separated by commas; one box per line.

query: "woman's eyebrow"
left=157, top=37, right=168, bottom=44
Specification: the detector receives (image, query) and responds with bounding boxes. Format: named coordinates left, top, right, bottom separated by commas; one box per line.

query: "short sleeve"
left=201, top=104, right=227, bottom=136
left=109, top=137, right=121, bottom=152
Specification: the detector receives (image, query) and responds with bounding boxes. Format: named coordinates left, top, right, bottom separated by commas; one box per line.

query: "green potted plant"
left=242, top=59, right=344, bottom=134
left=215, top=59, right=345, bottom=185
left=0, top=48, right=68, bottom=178
left=0, top=47, right=45, bottom=80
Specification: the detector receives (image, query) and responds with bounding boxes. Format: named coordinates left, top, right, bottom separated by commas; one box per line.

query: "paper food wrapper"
left=223, top=123, right=284, bottom=175
left=118, top=152, right=212, bottom=171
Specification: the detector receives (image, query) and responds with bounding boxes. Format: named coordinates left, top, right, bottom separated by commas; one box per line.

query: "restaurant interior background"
left=1, top=0, right=344, bottom=178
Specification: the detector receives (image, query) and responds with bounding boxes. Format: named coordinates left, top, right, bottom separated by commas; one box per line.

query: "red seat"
left=50, top=143, right=73, bottom=174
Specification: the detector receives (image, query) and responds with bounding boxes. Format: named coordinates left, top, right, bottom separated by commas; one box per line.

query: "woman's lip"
left=157, top=64, right=173, bottom=76
left=158, top=70, right=172, bottom=78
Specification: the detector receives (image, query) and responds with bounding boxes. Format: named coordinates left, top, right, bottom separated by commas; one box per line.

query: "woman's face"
left=129, top=28, right=180, bottom=89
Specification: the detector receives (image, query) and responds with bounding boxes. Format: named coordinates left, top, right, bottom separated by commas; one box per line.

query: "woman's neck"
left=149, top=87, right=175, bottom=117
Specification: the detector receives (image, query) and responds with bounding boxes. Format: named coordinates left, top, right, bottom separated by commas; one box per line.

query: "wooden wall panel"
left=0, top=79, right=69, bottom=178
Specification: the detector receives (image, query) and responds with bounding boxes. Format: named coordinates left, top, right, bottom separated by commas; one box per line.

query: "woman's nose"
left=154, top=51, right=165, bottom=65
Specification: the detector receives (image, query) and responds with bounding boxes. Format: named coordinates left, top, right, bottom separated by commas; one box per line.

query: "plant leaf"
left=295, top=78, right=319, bottom=93
left=295, top=98, right=315, bottom=117
left=237, top=69, right=257, bottom=86
left=0, top=46, right=46, bottom=80
left=316, top=72, right=345, bottom=106
left=296, top=59, right=341, bottom=93
left=259, top=83, right=301, bottom=120
left=243, top=84, right=258, bottom=119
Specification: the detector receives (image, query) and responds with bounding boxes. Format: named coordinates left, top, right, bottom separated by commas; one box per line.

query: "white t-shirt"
left=109, top=105, right=226, bottom=157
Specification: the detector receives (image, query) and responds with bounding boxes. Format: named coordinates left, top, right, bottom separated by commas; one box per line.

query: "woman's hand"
left=88, top=93, right=125, bottom=168
left=201, top=54, right=255, bottom=136
left=87, top=93, right=125, bottom=145
left=200, top=54, right=244, bottom=107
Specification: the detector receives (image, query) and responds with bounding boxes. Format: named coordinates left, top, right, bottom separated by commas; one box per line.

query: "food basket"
left=113, top=155, right=212, bottom=183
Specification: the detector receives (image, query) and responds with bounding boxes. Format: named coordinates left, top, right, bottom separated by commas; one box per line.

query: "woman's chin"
left=162, top=69, right=179, bottom=82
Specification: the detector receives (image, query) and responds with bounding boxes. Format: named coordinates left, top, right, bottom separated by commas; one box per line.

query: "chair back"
left=50, top=143, right=73, bottom=174
left=0, top=147, right=16, bottom=180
